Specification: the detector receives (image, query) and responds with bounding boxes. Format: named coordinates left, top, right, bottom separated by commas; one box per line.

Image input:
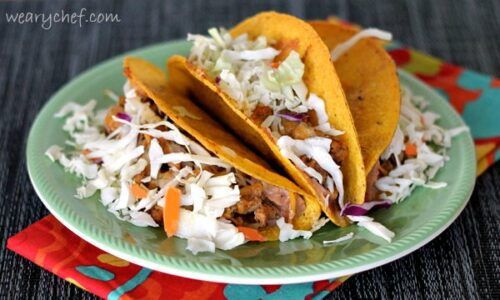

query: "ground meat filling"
left=262, top=182, right=292, bottom=220
left=104, top=105, right=125, bottom=133
left=222, top=171, right=292, bottom=229
left=234, top=182, right=264, bottom=214
left=365, top=156, right=398, bottom=201
left=250, top=104, right=273, bottom=125
left=294, top=195, right=306, bottom=218
left=365, top=161, right=381, bottom=202
left=282, top=119, right=317, bottom=140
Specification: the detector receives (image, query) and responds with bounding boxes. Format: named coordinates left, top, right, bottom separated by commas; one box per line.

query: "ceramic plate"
left=26, top=40, right=476, bottom=285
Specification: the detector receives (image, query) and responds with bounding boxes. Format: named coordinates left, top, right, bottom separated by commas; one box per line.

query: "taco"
left=309, top=21, right=401, bottom=202
left=167, top=12, right=366, bottom=227
left=123, top=57, right=322, bottom=245
left=46, top=56, right=322, bottom=254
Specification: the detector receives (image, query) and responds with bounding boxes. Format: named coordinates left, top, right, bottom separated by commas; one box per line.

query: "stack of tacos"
left=47, top=12, right=466, bottom=253
left=124, top=57, right=321, bottom=243
left=168, top=12, right=368, bottom=228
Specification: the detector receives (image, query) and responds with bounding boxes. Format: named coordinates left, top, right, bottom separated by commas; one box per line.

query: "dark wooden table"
left=0, top=1, right=498, bottom=299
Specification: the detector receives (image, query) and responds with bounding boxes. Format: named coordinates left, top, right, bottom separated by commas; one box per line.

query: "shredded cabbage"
left=277, top=136, right=344, bottom=208
left=188, top=28, right=335, bottom=123
left=46, top=82, right=248, bottom=254
left=323, top=232, right=354, bottom=244
left=376, top=86, right=468, bottom=204
left=348, top=215, right=395, bottom=243
left=331, top=28, right=393, bottom=61
left=187, top=238, right=215, bottom=255
left=346, top=86, right=468, bottom=242
left=311, top=217, right=330, bottom=232
left=276, top=217, right=312, bottom=242
left=47, top=81, right=320, bottom=254
left=275, top=51, right=304, bottom=85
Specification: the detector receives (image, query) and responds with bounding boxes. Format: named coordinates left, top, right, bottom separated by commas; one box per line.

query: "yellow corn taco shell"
left=167, top=12, right=366, bottom=227
left=309, top=21, right=401, bottom=175
left=123, top=56, right=321, bottom=240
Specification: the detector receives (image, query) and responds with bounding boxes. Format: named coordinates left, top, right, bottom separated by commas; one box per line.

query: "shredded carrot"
left=405, top=143, right=418, bottom=157
left=273, top=39, right=299, bottom=65
left=81, top=148, right=102, bottom=163
left=164, top=187, right=181, bottom=238
left=130, top=182, right=149, bottom=199
left=237, top=226, right=267, bottom=242
left=270, top=61, right=280, bottom=68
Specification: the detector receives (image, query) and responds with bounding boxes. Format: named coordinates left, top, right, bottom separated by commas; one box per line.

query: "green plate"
left=26, top=40, right=476, bottom=285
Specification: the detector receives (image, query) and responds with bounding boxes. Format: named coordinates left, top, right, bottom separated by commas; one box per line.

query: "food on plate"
left=366, top=86, right=468, bottom=205
left=45, top=56, right=323, bottom=254
left=45, top=12, right=469, bottom=248
left=310, top=20, right=400, bottom=189
left=167, top=12, right=367, bottom=228
left=334, top=84, right=468, bottom=241
left=308, top=21, right=467, bottom=239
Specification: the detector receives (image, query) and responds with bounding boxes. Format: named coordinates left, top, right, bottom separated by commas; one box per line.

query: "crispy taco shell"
left=167, top=12, right=366, bottom=227
left=124, top=56, right=321, bottom=240
left=310, top=21, right=401, bottom=175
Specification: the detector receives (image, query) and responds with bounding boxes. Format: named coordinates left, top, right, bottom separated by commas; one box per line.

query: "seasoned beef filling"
left=329, top=137, right=348, bottom=165
left=150, top=205, right=164, bottom=224
left=281, top=119, right=316, bottom=140
left=294, top=195, right=306, bottom=218
left=262, top=182, right=292, bottom=220
left=250, top=104, right=273, bottom=124
left=104, top=105, right=125, bottom=133
left=365, top=161, right=381, bottom=202
left=365, top=156, right=398, bottom=201
left=254, top=202, right=281, bottom=227
left=234, top=182, right=264, bottom=214
left=223, top=172, right=292, bottom=229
